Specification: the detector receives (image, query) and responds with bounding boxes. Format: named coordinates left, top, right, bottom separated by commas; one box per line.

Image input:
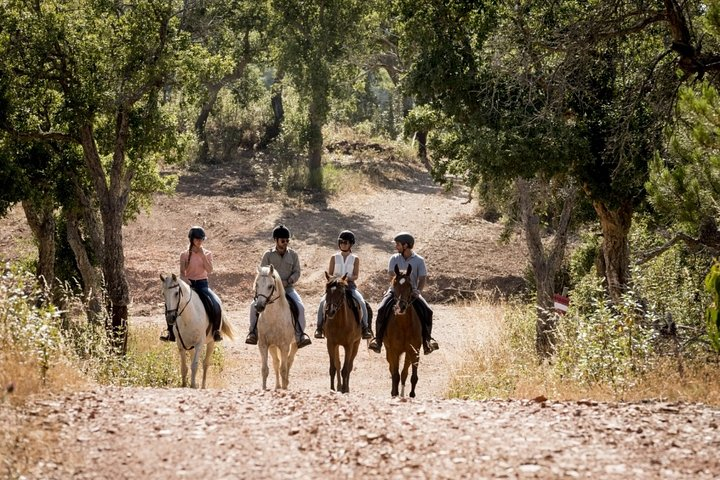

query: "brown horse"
left=323, top=272, right=362, bottom=393
left=383, top=264, right=422, bottom=397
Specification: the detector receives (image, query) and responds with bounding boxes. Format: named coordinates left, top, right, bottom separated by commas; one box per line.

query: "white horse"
left=160, top=274, right=235, bottom=388
left=253, top=265, right=298, bottom=390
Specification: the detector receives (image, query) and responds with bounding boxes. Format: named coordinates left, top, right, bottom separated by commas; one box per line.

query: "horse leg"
left=409, top=356, right=419, bottom=398
left=401, top=351, right=415, bottom=397
left=278, top=345, right=290, bottom=390
left=190, top=344, right=202, bottom=389
left=270, top=346, right=282, bottom=390
left=386, top=351, right=400, bottom=397
left=342, top=341, right=360, bottom=394
left=178, top=347, right=188, bottom=388
left=327, top=343, right=337, bottom=391
left=260, top=345, right=270, bottom=390
left=201, top=342, right=215, bottom=389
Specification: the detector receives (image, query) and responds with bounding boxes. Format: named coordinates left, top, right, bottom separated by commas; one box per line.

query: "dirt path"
left=3, top=154, right=720, bottom=478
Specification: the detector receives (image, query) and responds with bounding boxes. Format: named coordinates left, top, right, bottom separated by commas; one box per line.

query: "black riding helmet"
left=393, top=232, right=414, bottom=248
left=188, top=226, right=206, bottom=241
left=272, top=224, right=291, bottom=239
left=338, top=230, right=355, bottom=245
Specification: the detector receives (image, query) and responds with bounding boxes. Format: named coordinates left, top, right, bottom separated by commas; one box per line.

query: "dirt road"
left=3, top=154, right=720, bottom=478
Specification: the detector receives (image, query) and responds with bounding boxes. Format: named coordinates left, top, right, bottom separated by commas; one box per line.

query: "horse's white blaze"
left=399, top=278, right=406, bottom=285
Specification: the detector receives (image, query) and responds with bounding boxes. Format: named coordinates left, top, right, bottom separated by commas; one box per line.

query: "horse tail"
left=221, top=313, right=237, bottom=340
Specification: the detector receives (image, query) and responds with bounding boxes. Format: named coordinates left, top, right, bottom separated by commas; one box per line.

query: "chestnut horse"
left=323, top=272, right=362, bottom=393
left=383, top=264, right=422, bottom=397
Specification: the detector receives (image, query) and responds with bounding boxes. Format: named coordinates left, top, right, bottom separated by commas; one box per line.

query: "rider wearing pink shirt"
left=160, top=226, right=224, bottom=343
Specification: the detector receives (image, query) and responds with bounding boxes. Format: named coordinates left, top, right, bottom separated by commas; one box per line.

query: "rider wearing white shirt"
left=315, top=230, right=373, bottom=340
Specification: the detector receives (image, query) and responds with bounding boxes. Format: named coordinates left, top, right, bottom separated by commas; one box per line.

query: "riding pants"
left=316, top=287, right=368, bottom=330
left=249, top=288, right=306, bottom=340
left=375, top=289, right=433, bottom=343
left=189, top=279, right=222, bottom=333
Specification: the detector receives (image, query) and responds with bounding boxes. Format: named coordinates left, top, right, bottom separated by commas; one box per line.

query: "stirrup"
left=160, top=331, right=175, bottom=342
left=361, top=327, right=373, bottom=340
left=368, top=339, right=382, bottom=353
left=296, top=334, right=312, bottom=348
left=245, top=332, right=258, bottom=345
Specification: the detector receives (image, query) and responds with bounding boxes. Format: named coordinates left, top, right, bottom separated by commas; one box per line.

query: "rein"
left=165, top=283, right=195, bottom=351
left=255, top=274, right=281, bottom=305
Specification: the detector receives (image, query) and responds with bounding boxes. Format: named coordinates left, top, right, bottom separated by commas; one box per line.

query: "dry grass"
left=447, top=302, right=720, bottom=405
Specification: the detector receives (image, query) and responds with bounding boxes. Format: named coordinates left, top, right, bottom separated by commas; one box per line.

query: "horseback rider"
left=315, top=230, right=373, bottom=340
left=245, top=224, right=312, bottom=348
left=160, top=226, right=224, bottom=343
left=368, top=232, right=439, bottom=355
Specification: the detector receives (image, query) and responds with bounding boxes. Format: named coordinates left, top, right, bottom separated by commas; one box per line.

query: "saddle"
left=193, top=287, right=222, bottom=331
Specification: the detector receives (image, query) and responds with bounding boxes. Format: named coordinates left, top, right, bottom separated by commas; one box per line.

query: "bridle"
left=254, top=273, right=281, bottom=306
left=392, top=276, right=416, bottom=314
left=164, top=282, right=194, bottom=350
left=324, top=279, right=346, bottom=319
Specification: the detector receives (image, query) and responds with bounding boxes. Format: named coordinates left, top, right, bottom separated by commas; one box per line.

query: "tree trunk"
left=258, top=71, right=285, bottom=149
left=195, top=83, right=222, bottom=164
left=79, top=122, right=131, bottom=354
left=593, top=200, right=633, bottom=304
left=517, top=178, right=577, bottom=358
left=21, top=197, right=56, bottom=293
left=65, top=209, right=104, bottom=324
left=307, top=95, right=325, bottom=190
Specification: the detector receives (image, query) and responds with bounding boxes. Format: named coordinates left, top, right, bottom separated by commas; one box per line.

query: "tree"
left=0, top=0, right=189, bottom=352
left=271, top=0, right=374, bottom=189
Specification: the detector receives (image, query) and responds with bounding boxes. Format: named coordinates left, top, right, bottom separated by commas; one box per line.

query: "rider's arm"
left=287, top=250, right=301, bottom=286
left=201, top=248, right=213, bottom=274
left=179, top=251, right=188, bottom=281
left=350, top=257, right=360, bottom=282
left=417, top=275, right=427, bottom=294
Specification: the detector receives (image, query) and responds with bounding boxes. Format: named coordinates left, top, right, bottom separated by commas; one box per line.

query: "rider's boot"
left=159, top=324, right=175, bottom=342
left=361, top=324, right=373, bottom=340
left=245, top=329, right=258, bottom=345
left=368, top=335, right=382, bottom=353
left=296, top=333, right=312, bottom=348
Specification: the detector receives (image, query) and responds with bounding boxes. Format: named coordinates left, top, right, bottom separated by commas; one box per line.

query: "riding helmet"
left=393, top=232, right=414, bottom=248
left=338, top=230, right=356, bottom=245
left=272, top=224, right=291, bottom=239
left=188, top=226, right=206, bottom=241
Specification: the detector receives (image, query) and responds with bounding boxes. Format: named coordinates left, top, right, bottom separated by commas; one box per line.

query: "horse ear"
left=394, top=264, right=401, bottom=276
left=325, top=271, right=331, bottom=280
left=160, top=274, right=165, bottom=282
left=407, top=264, right=412, bottom=275
left=341, top=273, right=348, bottom=281
left=172, top=273, right=177, bottom=281
left=269, top=264, right=275, bottom=275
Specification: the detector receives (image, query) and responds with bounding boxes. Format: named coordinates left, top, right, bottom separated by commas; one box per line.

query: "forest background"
left=2, top=0, right=720, bottom=406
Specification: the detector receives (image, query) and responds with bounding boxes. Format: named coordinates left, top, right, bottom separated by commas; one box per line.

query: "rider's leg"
left=351, top=289, right=372, bottom=339
left=315, top=295, right=326, bottom=338
left=369, top=290, right=394, bottom=353
left=206, top=288, right=223, bottom=342
left=413, top=295, right=438, bottom=354
left=245, top=301, right=259, bottom=344
left=159, top=317, right=176, bottom=342
left=287, top=289, right=311, bottom=348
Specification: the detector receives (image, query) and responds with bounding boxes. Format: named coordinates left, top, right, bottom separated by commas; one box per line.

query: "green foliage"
left=555, top=276, right=658, bottom=393
left=704, top=260, right=720, bottom=353
left=0, top=266, right=64, bottom=382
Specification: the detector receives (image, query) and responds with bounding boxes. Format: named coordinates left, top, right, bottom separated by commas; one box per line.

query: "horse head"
left=254, top=264, right=281, bottom=312
left=392, top=264, right=414, bottom=314
left=160, top=273, right=184, bottom=325
left=324, top=272, right=348, bottom=319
